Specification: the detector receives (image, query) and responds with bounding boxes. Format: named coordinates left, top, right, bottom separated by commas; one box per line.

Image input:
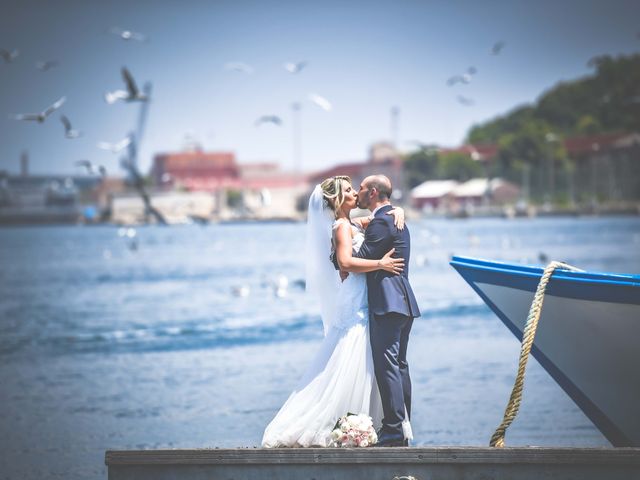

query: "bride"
left=262, top=175, right=405, bottom=447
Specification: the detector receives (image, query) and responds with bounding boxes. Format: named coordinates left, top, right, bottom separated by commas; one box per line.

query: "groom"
left=354, top=175, right=420, bottom=447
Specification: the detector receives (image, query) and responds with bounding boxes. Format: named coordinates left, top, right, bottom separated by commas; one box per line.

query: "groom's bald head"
left=357, top=174, right=392, bottom=211
left=363, top=174, right=392, bottom=201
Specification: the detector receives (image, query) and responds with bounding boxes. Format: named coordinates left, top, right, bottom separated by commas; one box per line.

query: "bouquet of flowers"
left=329, top=412, right=378, bottom=447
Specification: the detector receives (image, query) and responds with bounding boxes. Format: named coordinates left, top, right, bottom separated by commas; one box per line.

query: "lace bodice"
left=330, top=218, right=368, bottom=331
left=332, top=218, right=365, bottom=254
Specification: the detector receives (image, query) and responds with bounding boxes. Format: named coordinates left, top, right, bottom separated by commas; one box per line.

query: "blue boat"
left=450, top=256, right=640, bottom=447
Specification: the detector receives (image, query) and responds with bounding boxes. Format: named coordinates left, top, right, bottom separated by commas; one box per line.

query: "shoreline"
left=1, top=209, right=639, bottom=227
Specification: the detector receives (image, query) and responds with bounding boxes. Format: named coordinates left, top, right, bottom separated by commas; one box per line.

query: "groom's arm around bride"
left=353, top=175, right=420, bottom=319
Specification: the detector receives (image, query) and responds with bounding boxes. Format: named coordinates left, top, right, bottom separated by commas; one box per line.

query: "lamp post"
left=591, top=142, right=600, bottom=208
left=390, top=106, right=400, bottom=148
left=544, top=132, right=559, bottom=205
left=521, top=163, right=531, bottom=205
left=291, top=102, right=302, bottom=173
left=567, top=160, right=576, bottom=209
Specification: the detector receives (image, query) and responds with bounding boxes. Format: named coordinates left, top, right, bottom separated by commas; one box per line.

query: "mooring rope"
left=489, top=260, right=583, bottom=448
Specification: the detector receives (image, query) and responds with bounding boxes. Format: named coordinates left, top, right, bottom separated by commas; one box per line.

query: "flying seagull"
left=284, top=61, right=307, bottom=74
left=587, top=56, right=605, bottom=69
left=447, top=66, right=477, bottom=86
left=109, top=27, right=147, bottom=42
left=491, top=41, right=506, bottom=55
left=447, top=74, right=470, bottom=86
left=309, top=93, right=332, bottom=111
left=255, top=115, right=283, bottom=127
left=60, top=115, right=82, bottom=138
left=456, top=95, right=475, bottom=106
left=75, top=160, right=107, bottom=177
left=97, top=135, right=132, bottom=153
left=0, top=48, right=19, bottom=63
left=104, top=67, right=149, bottom=104
left=10, top=96, right=66, bottom=123
left=224, top=62, right=254, bottom=74
left=36, top=60, right=59, bottom=71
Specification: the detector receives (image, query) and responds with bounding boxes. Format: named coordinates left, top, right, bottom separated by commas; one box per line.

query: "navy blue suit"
left=355, top=204, right=420, bottom=438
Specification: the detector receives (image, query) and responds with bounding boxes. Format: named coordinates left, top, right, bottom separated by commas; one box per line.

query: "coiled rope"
left=490, top=260, right=583, bottom=448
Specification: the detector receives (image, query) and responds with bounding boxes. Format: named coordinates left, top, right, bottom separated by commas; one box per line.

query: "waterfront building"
left=0, top=171, right=103, bottom=224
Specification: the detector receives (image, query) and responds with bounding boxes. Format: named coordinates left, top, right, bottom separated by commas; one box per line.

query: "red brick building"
left=150, top=149, right=241, bottom=191
left=148, top=149, right=309, bottom=219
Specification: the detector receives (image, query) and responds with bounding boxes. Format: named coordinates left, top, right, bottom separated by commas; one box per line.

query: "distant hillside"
left=467, top=54, right=640, bottom=144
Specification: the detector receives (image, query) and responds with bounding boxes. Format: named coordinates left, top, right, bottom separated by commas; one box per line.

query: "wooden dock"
left=106, top=446, right=640, bottom=479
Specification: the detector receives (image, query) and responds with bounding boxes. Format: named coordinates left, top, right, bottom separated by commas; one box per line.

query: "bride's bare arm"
left=334, top=222, right=404, bottom=274
left=351, top=206, right=405, bottom=230
left=350, top=216, right=369, bottom=229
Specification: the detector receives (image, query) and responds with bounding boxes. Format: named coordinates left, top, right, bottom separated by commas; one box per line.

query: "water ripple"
left=2, top=314, right=320, bottom=356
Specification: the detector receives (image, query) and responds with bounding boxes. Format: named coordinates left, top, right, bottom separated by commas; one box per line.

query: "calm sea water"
left=1, top=217, right=639, bottom=479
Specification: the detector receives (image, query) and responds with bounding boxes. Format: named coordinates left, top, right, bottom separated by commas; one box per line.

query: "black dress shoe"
left=375, top=431, right=405, bottom=447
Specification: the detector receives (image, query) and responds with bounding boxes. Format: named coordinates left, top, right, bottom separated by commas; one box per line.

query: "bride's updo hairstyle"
left=320, top=175, right=351, bottom=218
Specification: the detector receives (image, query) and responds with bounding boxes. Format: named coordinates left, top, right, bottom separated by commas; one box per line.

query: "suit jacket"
left=354, top=204, right=421, bottom=318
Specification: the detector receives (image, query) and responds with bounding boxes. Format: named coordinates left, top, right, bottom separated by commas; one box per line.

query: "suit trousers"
left=370, top=311, right=414, bottom=436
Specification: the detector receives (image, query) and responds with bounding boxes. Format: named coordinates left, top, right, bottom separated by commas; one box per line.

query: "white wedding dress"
left=262, top=219, right=383, bottom=447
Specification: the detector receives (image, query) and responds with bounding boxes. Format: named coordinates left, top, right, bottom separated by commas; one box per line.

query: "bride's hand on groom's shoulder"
left=386, top=207, right=405, bottom=230
left=379, top=248, right=404, bottom=275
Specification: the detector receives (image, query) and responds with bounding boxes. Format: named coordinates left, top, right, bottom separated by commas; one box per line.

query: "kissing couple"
left=262, top=174, right=421, bottom=448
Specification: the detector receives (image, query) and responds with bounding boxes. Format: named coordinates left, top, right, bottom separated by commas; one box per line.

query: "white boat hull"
left=451, top=256, right=640, bottom=447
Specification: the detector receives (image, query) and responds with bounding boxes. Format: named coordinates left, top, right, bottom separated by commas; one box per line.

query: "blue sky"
left=0, top=0, right=638, bottom=176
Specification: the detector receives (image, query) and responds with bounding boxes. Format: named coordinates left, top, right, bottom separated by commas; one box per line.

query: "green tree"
left=494, top=120, right=568, bottom=201
left=465, top=53, right=640, bottom=142
left=468, top=106, right=535, bottom=144
left=437, top=152, right=484, bottom=181
left=459, top=53, right=640, bottom=205
left=403, top=149, right=439, bottom=188
left=575, top=114, right=602, bottom=135
left=227, top=189, right=243, bottom=208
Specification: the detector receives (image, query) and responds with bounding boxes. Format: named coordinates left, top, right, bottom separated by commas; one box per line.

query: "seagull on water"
left=10, top=96, right=66, bottom=123
left=231, top=285, right=250, bottom=298
left=97, top=135, right=132, bottom=154
left=104, top=67, right=149, bottom=104
left=75, top=160, right=107, bottom=177
left=60, top=115, right=82, bottom=139
left=255, top=115, right=283, bottom=127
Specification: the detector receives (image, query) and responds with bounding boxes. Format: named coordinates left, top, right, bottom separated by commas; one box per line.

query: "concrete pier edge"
left=106, top=446, right=640, bottom=480
left=106, top=447, right=640, bottom=466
